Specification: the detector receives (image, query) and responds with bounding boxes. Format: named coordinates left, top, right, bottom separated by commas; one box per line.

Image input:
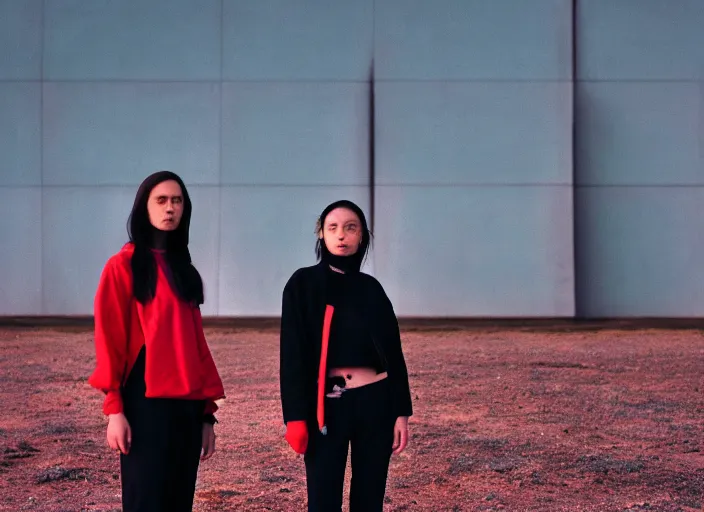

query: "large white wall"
left=0, top=1, right=699, bottom=317
left=373, top=0, right=574, bottom=316
left=0, top=0, right=374, bottom=317
left=575, top=0, right=704, bottom=316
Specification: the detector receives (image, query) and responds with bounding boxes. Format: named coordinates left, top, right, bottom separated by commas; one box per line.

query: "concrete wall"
left=0, top=1, right=699, bottom=317
left=575, top=0, right=704, bottom=316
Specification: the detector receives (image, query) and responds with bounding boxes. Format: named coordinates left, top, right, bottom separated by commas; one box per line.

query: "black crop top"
left=325, top=268, right=384, bottom=372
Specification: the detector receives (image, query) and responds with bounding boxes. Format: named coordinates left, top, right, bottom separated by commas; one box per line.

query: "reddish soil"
left=0, top=326, right=702, bottom=511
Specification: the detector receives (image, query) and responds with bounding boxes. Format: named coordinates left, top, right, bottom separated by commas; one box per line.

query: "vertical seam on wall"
left=571, top=0, right=579, bottom=318
left=369, top=69, right=375, bottom=234
left=40, top=0, right=46, bottom=314
left=369, top=0, right=376, bottom=234
left=215, top=0, right=224, bottom=316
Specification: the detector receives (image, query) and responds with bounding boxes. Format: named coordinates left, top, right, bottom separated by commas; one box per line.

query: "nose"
left=165, top=201, right=174, bottom=213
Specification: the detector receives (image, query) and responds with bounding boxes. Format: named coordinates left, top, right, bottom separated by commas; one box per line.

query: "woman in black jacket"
left=280, top=199, right=413, bottom=512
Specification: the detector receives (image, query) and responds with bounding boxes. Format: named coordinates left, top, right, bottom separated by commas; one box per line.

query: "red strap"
left=317, top=305, right=335, bottom=433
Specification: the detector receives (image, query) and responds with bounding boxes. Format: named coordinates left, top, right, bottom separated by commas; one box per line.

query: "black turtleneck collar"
left=322, top=253, right=360, bottom=274
left=150, top=227, right=169, bottom=250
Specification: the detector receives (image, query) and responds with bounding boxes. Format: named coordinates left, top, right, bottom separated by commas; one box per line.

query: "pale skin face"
left=319, top=207, right=363, bottom=258
left=147, top=180, right=184, bottom=231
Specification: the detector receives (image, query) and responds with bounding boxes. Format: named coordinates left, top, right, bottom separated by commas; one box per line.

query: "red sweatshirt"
left=88, top=243, right=225, bottom=416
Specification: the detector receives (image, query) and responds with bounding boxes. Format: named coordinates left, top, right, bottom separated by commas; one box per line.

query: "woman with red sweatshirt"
left=88, top=171, right=225, bottom=512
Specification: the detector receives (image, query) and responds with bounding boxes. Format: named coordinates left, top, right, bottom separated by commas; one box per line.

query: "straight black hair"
left=127, top=171, right=204, bottom=305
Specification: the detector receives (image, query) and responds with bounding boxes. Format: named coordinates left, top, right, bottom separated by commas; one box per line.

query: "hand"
left=284, top=420, right=308, bottom=454
left=392, top=416, right=409, bottom=455
left=107, top=413, right=131, bottom=455
left=201, top=423, right=216, bottom=461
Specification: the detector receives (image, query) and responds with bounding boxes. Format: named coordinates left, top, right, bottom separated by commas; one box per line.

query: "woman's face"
left=147, top=180, right=184, bottom=231
left=320, top=207, right=363, bottom=257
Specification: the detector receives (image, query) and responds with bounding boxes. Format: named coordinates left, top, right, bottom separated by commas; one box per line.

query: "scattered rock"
left=259, top=473, right=292, bottom=484
left=35, top=466, right=88, bottom=484
left=17, top=441, right=40, bottom=453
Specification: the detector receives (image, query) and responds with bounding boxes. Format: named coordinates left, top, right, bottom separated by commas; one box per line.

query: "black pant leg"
left=349, top=380, right=396, bottom=512
left=121, top=398, right=173, bottom=512
left=120, top=348, right=203, bottom=512
left=165, top=400, right=205, bottom=512
left=120, top=348, right=172, bottom=512
left=304, top=396, right=351, bottom=512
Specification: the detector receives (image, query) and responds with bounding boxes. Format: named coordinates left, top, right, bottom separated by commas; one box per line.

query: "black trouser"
left=304, top=378, right=396, bottom=512
left=120, top=348, right=204, bottom=512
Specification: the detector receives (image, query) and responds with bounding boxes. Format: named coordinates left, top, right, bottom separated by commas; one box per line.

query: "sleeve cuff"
left=204, top=400, right=219, bottom=415
left=103, top=390, right=124, bottom=415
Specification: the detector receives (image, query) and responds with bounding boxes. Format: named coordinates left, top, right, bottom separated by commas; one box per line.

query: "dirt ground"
left=0, top=326, right=702, bottom=512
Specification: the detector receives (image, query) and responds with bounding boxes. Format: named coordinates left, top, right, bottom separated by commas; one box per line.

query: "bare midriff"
left=328, top=366, right=388, bottom=389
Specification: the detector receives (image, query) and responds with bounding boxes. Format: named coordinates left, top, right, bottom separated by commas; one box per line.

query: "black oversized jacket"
left=280, top=261, right=413, bottom=424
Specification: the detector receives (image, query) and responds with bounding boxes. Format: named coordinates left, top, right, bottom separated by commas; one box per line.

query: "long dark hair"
left=315, top=199, right=372, bottom=271
left=127, top=171, right=204, bottom=305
